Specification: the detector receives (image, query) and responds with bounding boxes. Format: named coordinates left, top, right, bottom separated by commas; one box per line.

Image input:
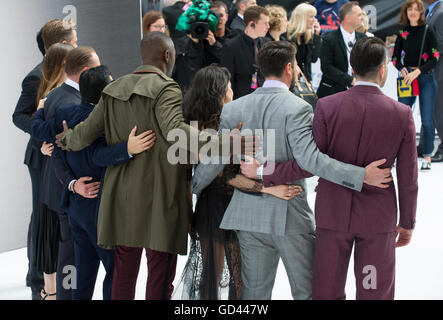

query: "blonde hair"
left=287, top=3, right=317, bottom=45
left=357, top=10, right=370, bottom=33
left=265, top=5, right=287, bottom=33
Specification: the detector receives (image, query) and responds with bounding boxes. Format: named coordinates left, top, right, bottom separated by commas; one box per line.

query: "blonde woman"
left=356, top=10, right=375, bottom=37
left=264, top=5, right=288, bottom=41
left=287, top=2, right=322, bottom=81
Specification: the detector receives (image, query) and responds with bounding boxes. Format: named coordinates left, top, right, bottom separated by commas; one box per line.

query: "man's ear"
left=164, top=50, right=170, bottom=63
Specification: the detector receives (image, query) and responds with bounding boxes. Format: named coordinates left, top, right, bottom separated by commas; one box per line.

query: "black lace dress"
left=175, top=165, right=243, bottom=300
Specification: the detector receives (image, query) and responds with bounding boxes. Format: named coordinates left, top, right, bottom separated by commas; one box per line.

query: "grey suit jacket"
left=191, top=87, right=365, bottom=236
left=427, top=1, right=443, bottom=82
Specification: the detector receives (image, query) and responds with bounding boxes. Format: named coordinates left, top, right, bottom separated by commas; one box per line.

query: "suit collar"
left=348, top=84, right=384, bottom=96
left=60, top=83, right=82, bottom=98
left=253, top=87, right=289, bottom=94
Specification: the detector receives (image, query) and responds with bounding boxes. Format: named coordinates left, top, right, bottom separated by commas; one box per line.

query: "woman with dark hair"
left=142, top=10, right=167, bottom=36
left=175, top=65, right=302, bottom=300
left=392, top=0, right=439, bottom=170
left=32, top=43, right=74, bottom=300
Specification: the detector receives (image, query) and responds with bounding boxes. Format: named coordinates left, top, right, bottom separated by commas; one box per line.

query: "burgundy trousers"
left=112, top=245, right=177, bottom=300
left=312, top=228, right=396, bottom=300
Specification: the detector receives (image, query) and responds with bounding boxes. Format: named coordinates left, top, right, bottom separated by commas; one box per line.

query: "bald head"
left=141, top=31, right=175, bottom=77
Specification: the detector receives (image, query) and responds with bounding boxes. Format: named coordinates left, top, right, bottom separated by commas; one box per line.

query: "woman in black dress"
left=31, top=43, right=74, bottom=300
left=175, top=65, right=302, bottom=300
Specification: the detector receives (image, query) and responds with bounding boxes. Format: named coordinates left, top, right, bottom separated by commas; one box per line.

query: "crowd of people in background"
left=12, top=0, right=443, bottom=300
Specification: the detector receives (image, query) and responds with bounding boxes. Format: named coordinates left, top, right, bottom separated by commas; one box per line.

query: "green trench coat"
left=62, top=65, right=219, bottom=255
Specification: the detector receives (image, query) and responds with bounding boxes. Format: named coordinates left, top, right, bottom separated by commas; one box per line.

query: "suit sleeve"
left=52, top=146, right=76, bottom=190
left=396, top=108, right=418, bottom=230
left=31, top=109, right=57, bottom=142
left=431, top=11, right=443, bottom=51
left=90, top=138, right=131, bottom=168
left=310, top=34, right=322, bottom=63
left=262, top=159, right=313, bottom=187
left=62, top=97, right=106, bottom=151
left=12, top=73, right=40, bottom=134
left=286, top=99, right=365, bottom=192
left=320, top=35, right=354, bottom=88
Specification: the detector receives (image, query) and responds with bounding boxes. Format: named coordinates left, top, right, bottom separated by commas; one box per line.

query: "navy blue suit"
left=12, top=61, right=45, bottom=296
left=31, top=83, right=81, bottom=300
left=34, top=102, right=132, bottom=300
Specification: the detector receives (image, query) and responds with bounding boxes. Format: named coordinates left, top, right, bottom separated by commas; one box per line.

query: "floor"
left=1, top=156, right=442, bottom=300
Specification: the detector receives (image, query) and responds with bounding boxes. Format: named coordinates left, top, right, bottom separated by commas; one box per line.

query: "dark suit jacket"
left=31, top=83, right=81, bottom=212
left=230, top=15, right=246, bottom=32
left=317, top=29, right=365, bottom=98
left=221, top=32, right=268, bottom=99
left=163, top=1, right=194, bottom=89
left=427, top=1, right=443, bottom=83
left=54, top=103, right=131, bottom=224
left=264, top=85, right=418, bottom=233
left=12, top=61, right=44, bottom=170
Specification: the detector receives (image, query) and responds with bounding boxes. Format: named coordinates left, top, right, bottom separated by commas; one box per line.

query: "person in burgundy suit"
left=241, top=37, right=418, bottom=300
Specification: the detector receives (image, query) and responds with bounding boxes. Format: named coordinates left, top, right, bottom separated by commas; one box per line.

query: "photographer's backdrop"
left=0, top=0, right=141, bottom=253
left=1, top=0, right=409, bottom=253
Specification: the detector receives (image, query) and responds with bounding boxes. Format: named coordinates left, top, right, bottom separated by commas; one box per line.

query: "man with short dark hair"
left=192, top=40, right=393, bottom=299
left=221, top=5, right=270, bottom=99
left=317, top=1, right=365, bottom=98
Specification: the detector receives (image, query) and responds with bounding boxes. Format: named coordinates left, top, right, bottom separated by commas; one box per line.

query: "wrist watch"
left=257, top=164, right=264, bottom=180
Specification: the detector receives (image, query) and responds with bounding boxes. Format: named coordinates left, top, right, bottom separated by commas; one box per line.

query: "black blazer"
left=12, top=62, right=44, bottom=170
left=230, top=15, right=246, bottom=32
left=221, top=33, right=268, bottom=99
left=317, top=29, right=366, bottom=98
left=31, top=83, right=81, bottom=212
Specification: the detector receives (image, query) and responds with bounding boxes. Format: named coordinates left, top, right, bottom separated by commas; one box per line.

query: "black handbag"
left=291, top=70, right=318, bottom=111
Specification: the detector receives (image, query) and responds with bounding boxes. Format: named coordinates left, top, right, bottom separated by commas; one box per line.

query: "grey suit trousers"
left=236, top=229, right=315, bottom=300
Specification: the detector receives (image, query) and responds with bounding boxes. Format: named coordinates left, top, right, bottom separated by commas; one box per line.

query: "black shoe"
left=31, top=291, right=41, bottom=300
left=431, top=152, right=443, bottom=162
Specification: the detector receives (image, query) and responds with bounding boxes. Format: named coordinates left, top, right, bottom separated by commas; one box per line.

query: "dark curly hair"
left=183, top=65, right=231, bottom=131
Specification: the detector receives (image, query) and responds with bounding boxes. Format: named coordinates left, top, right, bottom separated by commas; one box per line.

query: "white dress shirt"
left=340, top=26, right=356, bottom=76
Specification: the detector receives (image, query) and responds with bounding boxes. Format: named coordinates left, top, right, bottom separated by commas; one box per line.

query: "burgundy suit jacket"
left=263, top=85, right=418, bottom=233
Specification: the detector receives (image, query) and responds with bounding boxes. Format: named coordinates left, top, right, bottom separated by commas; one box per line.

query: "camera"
left=176, top=0, right=220, bottom=40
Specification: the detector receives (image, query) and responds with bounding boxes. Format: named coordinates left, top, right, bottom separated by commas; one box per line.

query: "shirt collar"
left=238, top=13, right=244, bottom=20
left=262, top=80, right=289, bottom=90
left=65, top=78, right=80, bottom=91
left=427, top=1, right=441, bottom=17
left=354, top=81, right=380, bottom=88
